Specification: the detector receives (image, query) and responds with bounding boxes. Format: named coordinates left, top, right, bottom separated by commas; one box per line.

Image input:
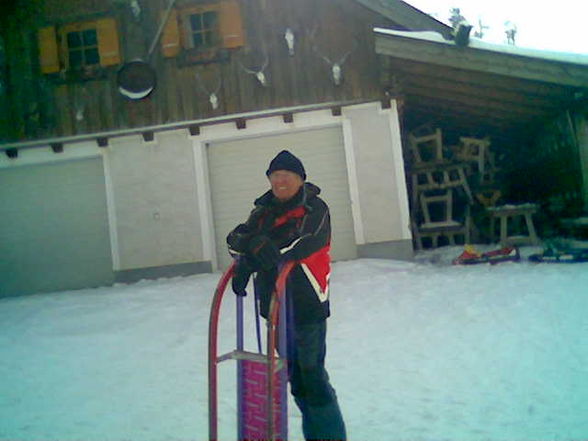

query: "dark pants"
left=282, top=320, right=346, bottom=441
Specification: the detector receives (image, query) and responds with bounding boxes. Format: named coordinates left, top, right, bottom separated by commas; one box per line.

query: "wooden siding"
left=1, top=0, right=392, bottom=142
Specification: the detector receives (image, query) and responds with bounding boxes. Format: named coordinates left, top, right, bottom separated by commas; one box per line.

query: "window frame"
left=180, top=4, right=221, bottom=52
left=185, top=8, right=220, bottom=50
left=37, top=17, right=121, bottom=80
left=169, top=1, right=245, bottom=65
left=60, top=22, right=101, bottom=71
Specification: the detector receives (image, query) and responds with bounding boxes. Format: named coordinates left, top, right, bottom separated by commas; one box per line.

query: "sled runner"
left=208, top=260, right=296, bottom=441
left=528, top=246, right=588, bottom=263
left=453, top=245, right=520, bottom=265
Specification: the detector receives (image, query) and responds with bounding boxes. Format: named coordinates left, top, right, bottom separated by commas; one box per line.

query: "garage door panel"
left=0, top=158, right=114, bottom=296
left=208, top=127, right=356, bottom=269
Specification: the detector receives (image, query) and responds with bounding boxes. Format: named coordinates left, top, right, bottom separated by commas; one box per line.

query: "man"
left=226, top=150, right=346, bottom=441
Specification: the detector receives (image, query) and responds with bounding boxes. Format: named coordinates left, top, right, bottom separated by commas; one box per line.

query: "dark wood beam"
left=376, top=34, right=588, bottom=88
left=405, top=108, right=524, bottom=143
left=236, top=118, right=246, bottom=130
left=404, top=86, right=551, bottom=118
left=406, top=98, right=522, bottom=127
left=142, top=131, right=155, bottom=142
left=50, top=143, right=64, bottom=153
left=189, top=125, right=200, bottom=136
left=403, top=74, right=564, bottom=111
left=405, top=99, right=534, bottom=136
left=406, top=106, right=521, bottom=137
left=385, top=58, right=579, bottom=100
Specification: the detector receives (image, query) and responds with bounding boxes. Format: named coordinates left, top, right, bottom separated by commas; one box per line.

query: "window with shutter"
left=96, top=18, right=121, bottom=67
left=161, top=9, right=181, bottom=58
left=38, top=18, right=121, bottom=77
left=172, top=0, right=244, bottom=64
left=180, top=4, right=220, bottom=51
left=38, top=26, right=60, bottom=74
left=218, top=0, right=245, bottom=49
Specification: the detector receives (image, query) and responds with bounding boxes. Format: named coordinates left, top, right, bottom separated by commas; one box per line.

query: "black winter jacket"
left=226, top=182, right=332, bottom=325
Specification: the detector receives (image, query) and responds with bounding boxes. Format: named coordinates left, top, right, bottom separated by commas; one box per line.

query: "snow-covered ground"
left=1, top=247, right=587, bottom=441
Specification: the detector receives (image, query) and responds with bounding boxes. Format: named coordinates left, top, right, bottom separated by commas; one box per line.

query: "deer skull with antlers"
left=196, top=73, right=222, bottom=110
left=238, top=53, right=270, bottom=87
left=309, top=26, right=357, bottom=86
left=73, top=86, right=89, bottom=122
left=130, top=0, right=141, bottom=20
left=284, top=28, right=295, bottom=56
left=313, top=44, right=356, bottom=86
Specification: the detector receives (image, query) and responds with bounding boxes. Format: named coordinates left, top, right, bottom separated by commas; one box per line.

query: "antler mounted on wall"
left=284, top=28, right=295, bottom=56
left=309, top=26, right=357, bottom=86
left=313, top=42, right=357, bottom=86
left=238, top=52, right=270, bottom=86
left=195, top=73, right=222, bottom=110
left=73, top=86, right=89, bottom=122
left=130, top=0, right=142, bottom=20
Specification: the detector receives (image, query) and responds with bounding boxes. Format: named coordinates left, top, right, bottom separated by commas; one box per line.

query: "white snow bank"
left=374, top=28, right=588, bottom=66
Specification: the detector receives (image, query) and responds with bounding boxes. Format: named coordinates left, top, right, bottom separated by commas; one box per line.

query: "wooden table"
left=488, top=204, right=540, bottom=246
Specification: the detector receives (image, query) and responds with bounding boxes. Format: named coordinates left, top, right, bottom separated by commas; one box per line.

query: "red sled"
left=453, top=246, right=520, bottom=265
left=208, top=261, right=296, bottom=441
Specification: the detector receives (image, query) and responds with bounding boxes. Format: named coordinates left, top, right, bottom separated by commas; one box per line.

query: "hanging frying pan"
left=117, top=0, right=177, bottom=99
left=117, top=59, right=157, bottom=99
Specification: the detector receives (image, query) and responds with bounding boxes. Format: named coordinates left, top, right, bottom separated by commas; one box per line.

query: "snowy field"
left=1, top=247, right=588, bottom=441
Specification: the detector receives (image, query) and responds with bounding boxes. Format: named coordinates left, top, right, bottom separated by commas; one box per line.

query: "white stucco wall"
left=342, top=101, right=412, bottom=245
left=1, top=100, right=414, bottom=284
left=105, top=131, right=203, bottom=270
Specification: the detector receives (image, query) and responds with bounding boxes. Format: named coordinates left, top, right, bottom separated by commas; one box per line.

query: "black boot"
left=296, top=397, right=346, bottom=441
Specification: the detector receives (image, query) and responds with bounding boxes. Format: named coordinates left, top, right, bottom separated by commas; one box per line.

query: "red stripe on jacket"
left=272, top=204, right=331, bottom=298
left=274, top=206, right=306, bottom=228
left=300, top=244, right=331, bottom=295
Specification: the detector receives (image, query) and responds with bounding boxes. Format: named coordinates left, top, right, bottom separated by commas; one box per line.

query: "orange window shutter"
left=96, top=18, right=121, bottom=67
left=218, top=0, right=245, bottom=49
left=161, top=9, right=180, bottom=57
left=38, top=26, right=60, bottom=74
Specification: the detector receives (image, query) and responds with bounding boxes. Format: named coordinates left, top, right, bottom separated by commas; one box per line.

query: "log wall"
left=1, top=0, right=396, bottom=142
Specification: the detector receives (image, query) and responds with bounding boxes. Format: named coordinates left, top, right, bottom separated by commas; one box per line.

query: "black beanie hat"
left=265, top=150, right=306, bottom=180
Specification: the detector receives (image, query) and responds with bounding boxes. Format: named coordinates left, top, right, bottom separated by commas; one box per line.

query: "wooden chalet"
left=1, top=0, right=587, bottom=296
left=0, top=0, right=449, bottom=140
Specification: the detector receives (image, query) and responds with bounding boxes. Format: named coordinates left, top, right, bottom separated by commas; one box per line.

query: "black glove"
left=248, top=235, right=281, bottom=270
left=226, top=224, right=252, bottom=255
left=232, top=258, right=253, bottom=296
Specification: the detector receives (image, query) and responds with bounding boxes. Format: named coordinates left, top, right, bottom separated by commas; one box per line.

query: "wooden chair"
left=410, top=162, right=473, bottom=207
left=457, top=136, right=494, bottom=184
left=409, top=128, right=444, bottom=164
left=412, top=189, right=471, bottom=249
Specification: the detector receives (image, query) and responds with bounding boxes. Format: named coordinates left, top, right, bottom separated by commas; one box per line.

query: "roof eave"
left=374, top=31, right=588, bottom=89
left=354, top=0, right=452, bottom=37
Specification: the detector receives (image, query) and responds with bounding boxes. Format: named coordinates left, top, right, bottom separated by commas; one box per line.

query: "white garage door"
left=0, top=158, right=113, bottom=296
left=208, top=126, right=357, bottom=270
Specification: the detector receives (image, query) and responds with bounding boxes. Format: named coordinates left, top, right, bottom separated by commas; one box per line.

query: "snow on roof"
left=374, top=28, right=588, bottom=67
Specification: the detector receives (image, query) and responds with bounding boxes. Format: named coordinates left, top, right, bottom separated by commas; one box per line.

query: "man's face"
left=269, top=170, right=304, bottom=202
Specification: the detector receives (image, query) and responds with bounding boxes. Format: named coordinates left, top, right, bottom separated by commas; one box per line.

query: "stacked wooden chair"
left=408, top=127, right=473, bottom=249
